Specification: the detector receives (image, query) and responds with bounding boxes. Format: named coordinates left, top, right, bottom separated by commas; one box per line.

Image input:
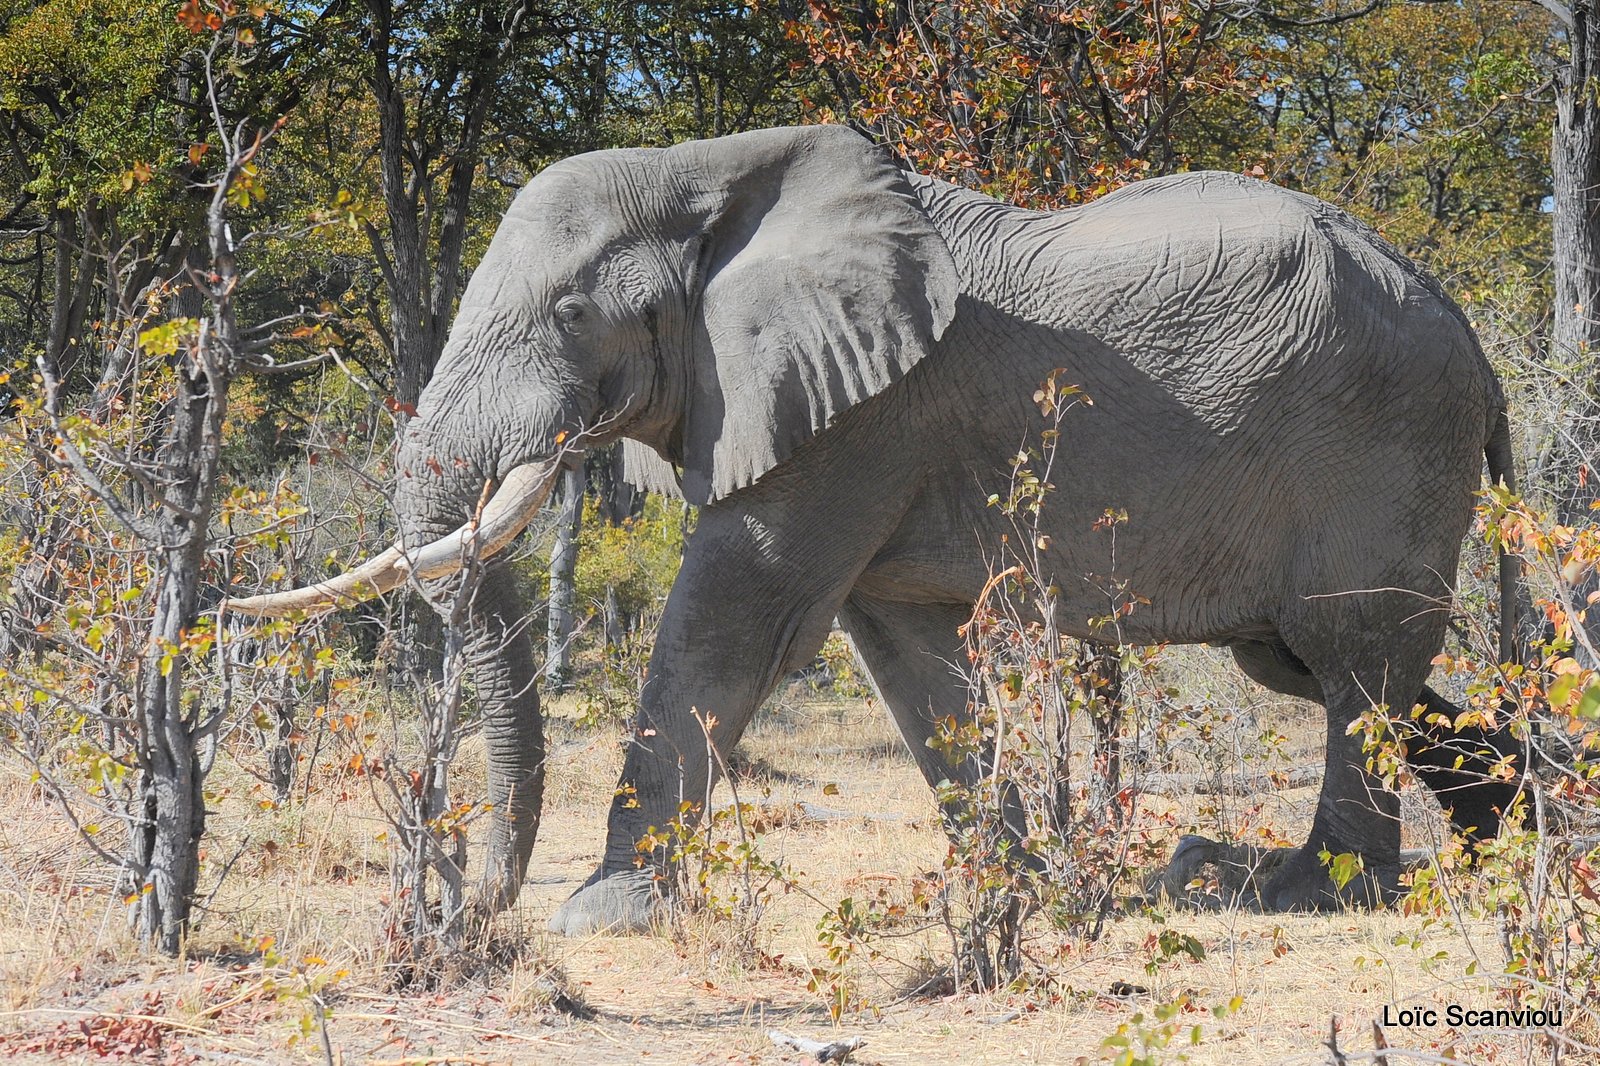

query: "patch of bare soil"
left=0, top=664, right=1575, bottom=1064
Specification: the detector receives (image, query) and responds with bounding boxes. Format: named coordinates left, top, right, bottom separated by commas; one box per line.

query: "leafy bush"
left=922, top=371, right=1176, bottom=989
left=573, top=494, right=685, bottom=626
left=1354, top=486, right=1600, bottom=1055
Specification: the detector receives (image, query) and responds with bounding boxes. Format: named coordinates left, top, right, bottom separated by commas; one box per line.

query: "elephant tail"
left=1485, top=406, right=1520, bottom=668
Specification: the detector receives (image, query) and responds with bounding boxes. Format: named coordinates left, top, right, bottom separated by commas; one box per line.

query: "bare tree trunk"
left=44, top=202, right=99, bottom=403
left=590, top=444, right=644, bottom=526
left=267, top=659, right=297, bottom=802
left=545, top=465, right=586, bottom=692
left=1552, top=3, right=1600, bottom=666
left=363, top=0, right=523, bottom=408
left=604, top=584, right=624, bottom=652
left=365, top=0, right=436, bottom=409
left=118, top=76, right=270, bottom=950
left=128, top=232, right=232, bottom=953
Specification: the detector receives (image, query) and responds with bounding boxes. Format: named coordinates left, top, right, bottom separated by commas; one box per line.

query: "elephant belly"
left=860, top=455, right=1286, bottom=647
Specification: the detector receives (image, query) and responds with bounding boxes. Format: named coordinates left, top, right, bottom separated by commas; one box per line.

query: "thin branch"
left=1251, top=0, right=1387, bottom=29
left=32, top=367, right=166, bottom=543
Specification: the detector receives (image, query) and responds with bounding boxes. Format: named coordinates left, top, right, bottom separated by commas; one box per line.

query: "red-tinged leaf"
left=177, top=0, right=206, bottom=31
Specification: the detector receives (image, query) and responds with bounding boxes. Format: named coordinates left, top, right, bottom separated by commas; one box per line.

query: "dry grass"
left=0, top=649, right=1581, bottom=1064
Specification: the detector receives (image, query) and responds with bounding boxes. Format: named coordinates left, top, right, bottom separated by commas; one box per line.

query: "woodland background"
left=0, top=1, right=1597, bottom=1063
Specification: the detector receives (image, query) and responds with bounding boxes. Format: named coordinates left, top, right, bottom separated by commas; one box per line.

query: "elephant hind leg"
left=838, top=593, right=1048, bottom=871
left=836, top=594, right=974, bottom=792
left=1406, top=685, right=1521, bottom=844
left=1254, top=590, right=1457, bottom=910
left=1232, top=639, right=1519, bottom=845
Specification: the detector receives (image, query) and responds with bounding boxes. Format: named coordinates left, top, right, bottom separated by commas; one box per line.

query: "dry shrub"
left=1355, top=486, right=1600, bottom=1062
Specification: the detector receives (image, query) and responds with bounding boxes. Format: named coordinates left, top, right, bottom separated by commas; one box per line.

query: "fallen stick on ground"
left=1137, top=765, right=1321, bottom=796
left=798, top=801, right=905, bottom=823
left=767, top=1029, right=867, bottom=1062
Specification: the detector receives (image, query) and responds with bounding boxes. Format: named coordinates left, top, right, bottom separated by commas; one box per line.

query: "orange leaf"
left=177, top=0, right=206, bottom=31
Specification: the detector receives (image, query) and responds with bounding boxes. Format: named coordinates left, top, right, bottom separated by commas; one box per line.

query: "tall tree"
left=4, top=0, right=313, bottom=952
left=1547, top=0, right=1600, bottom=660
left=793, top=0, right=1260, bottom=205
left=1545, top=1, right=1600, bottom=367
left=363, top=0, right=537, bottom=408
left=1237, top=3, right=1551, bottom=311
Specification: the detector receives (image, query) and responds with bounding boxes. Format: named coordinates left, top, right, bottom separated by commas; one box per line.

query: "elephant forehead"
left=508, top=151, right=671, bottom=234
left=463, top=220, right=604, bottom=310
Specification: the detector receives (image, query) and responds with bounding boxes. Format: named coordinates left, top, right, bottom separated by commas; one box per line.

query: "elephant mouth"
left=223, top=456, right=567, bottom=619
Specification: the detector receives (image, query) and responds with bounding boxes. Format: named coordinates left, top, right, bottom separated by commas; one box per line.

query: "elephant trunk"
left=381, top=426, right=555, bottom=917
left=457, top=560, right=545, bottom=913
left=224, top=428, right=573, bottom=916
left=396, top=429, right=552, bottom=914
left=393, top=482, right=545, bottom=917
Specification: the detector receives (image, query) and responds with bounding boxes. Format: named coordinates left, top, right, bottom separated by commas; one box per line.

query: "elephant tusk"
left=223, top=459, right=565, bottom=619
left=224, top=544, right=409, bottom=619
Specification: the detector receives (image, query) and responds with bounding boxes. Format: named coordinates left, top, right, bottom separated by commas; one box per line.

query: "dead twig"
left=0, top=1007, right=211, bottom=1036
left=1325, top=1016, right=1348, bottom=1066
left=767, top=1029, right=867, bottom=1063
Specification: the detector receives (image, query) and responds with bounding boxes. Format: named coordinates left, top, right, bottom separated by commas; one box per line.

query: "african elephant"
left=227, top=124, right=1521, bottom=933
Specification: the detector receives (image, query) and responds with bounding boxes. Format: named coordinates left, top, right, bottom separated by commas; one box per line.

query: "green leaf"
left=138, top=318, right=198, bottom=356
left=1326, top=851, right=1363, bottom=890
left=1550, top=672, right=1582, bottom=708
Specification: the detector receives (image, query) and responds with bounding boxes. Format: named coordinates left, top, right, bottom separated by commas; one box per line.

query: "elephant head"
left=225, top=124, right=960, bottom=910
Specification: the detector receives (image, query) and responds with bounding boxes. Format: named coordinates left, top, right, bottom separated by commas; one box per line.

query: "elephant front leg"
left=548, top=506, right=870, bottom=936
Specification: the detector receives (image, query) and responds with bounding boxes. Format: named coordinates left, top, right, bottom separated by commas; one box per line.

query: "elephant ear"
left=669, top=125, right=959, bottom=504
left=620, top=438, right=684, bottom=500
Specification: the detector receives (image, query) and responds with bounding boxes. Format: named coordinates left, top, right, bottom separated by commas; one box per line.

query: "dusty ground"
left=0, top=649, right=1586, bottom=1064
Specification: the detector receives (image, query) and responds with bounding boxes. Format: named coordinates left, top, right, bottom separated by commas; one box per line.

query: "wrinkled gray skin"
left=395, top=125, right=1518, bottom=934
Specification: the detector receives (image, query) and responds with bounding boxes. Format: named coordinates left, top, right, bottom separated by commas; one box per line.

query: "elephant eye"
left=555, top=295, right=591, bottom=336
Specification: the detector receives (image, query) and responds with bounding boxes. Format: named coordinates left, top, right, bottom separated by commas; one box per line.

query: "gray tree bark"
left=127, top=195, right=240, bottom=953
left=364, top=0, right=525, bottom=408
left=604, top=584, right=624, bottom=652
left=1552, top=0, right=1600, bottom=665
left=44, top=203, right=97, bottom=400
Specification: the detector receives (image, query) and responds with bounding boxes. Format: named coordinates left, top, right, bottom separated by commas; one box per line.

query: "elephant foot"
left=1147, top=835, right=1409, bottom=912
left=549, top=868, right=664, bottom=936
left=1158, top=832, right=1408, bottom=902
left=1257, top=841, right=1403, bottom=912
left=1144, top=833, right=1290, bottom=909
